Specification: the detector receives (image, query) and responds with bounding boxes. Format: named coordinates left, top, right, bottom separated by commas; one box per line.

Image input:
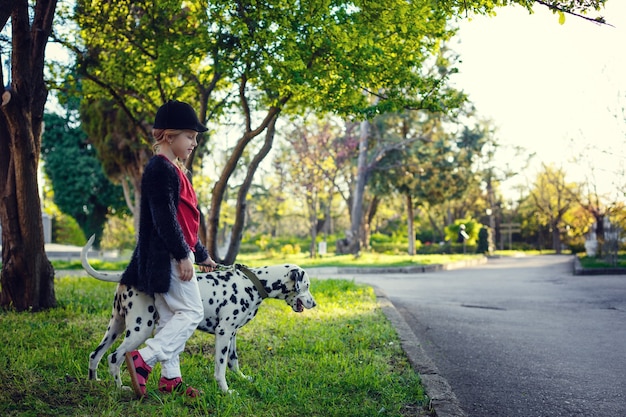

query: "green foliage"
left=578, top=253, right=626, bottom=268
left=370, top=232, right=423, bottom=255
left=280, top=243, right=301, bottom=255
left=100, top=215, right=136, bottom=252
left=52, top=212, right=86, bottom=246
left=242, top=233, right=310, bottom=254
left=567, top=237, right=586, bottom=255
left=52, top=0, right=612, bottom=262
left=375, top=114, right=489, bottom=207
left=41, top=112, right=127, bottom=248
left=516, top=163, right=585, bottom=251
left=79, top=99, right=152, bottom=182
left=0, top=277, right=430, bottom=416
left=445, top=218, right=480, bottom=245
left=236, top=251, right=483, bottom=269
left=42, top=199, right=86, bottom=246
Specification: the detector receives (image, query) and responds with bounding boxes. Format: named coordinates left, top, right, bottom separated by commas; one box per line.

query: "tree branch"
left=534, top=0, right=611, bottom=26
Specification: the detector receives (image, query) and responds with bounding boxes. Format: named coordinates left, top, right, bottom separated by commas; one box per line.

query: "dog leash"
left=208, top=263, right=269, bottom=300
left=235, top=263, right=269, bottom=299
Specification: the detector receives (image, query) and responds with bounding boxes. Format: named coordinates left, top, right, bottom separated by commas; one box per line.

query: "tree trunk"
left=207, top=74, right=289, bottom=264
left=0, top=0, right=58, bottom=311
left=349, top=118, right=370, bottom=255
left=120, top=175, right=142, bottom=237
left=407, top=194, right=415, bottom=256
left=309, top=199, right=318, bottom=258
left=363, top=195, right=379, bottom=251
left=209, top=110, right=280, bottom=264
left=552, top=222, right=562, bottom=254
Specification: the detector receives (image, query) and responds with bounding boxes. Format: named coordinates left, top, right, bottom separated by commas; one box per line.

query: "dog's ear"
left=289, top=268, right=304, bottom=292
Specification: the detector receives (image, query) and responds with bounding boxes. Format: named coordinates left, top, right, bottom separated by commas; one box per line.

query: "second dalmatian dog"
left=81, top=236, right=317, bottom=393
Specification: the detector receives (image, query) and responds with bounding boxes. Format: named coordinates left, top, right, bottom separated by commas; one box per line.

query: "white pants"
left=139, top=253, right=204, bottom=379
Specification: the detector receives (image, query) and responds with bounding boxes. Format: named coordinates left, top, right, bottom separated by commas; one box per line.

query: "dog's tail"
left=81, top=235, right=123, bottom=283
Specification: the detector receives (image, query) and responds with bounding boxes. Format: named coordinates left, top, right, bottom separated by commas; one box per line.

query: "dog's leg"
left=89, top=293, right=125, bottom=381
left=214, top=329, right=236, bottom=393
left=107, top=307, right=157, bottom=389
left=228, top=333, right=252, bottom=382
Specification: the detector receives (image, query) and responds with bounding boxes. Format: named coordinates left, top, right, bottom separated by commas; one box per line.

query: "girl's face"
left=168, top=130, right=198, bottom=160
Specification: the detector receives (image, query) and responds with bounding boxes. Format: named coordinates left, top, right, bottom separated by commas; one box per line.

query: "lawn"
left=0, top=276, right=432, bottom=417
left=577, top=253, right=626, bottom=269
left=51, top=251, right=485, bottom=271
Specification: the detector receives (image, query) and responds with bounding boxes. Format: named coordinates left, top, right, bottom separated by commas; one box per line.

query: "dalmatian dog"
left=81, top=236, right=317, bottom=393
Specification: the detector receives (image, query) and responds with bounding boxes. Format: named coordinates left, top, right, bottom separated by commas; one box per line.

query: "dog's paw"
left=236, top=371, right=253, bottom=382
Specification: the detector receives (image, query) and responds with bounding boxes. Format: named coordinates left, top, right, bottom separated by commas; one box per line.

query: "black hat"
left=153, top=100, right=208, bottom=132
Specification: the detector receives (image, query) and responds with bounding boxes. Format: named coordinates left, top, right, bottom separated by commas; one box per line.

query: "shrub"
left=101, top=215, right=135, bottom=251
left=280, top=243, right=301, bottom=255
left=52, top=213, right=85, bottom=246
left=445, top=218, right=480, bottom=245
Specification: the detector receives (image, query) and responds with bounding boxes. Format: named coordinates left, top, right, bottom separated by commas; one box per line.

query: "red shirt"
left=174, top=164, right=200, bottom=251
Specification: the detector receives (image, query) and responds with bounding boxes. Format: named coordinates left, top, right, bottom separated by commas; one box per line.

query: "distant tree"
left=41, top=112, right=128, bottom=248
left=525, top=163, right=580, bottom=253
left=246, top=181, right=290, bottom=239
left=372, top=110, right=488, bottom=254
left=278, top=118, right=349, bottom=257
left=569, top=142, right=626, bottom=253
left=79, top=99, right=151, bottom=232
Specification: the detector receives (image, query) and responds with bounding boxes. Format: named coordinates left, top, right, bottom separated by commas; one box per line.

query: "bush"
left=416, top=242, right=446, bottom=254
left=240, top=233, right=341, bottom=255
left=100, top=215, right=135, bottom=251
left=370, top=232, right=394, bottom=245
left=52, top=213, right=85, bottom=246
left=445, top=217, right=480, bottom=245
left=280, top=243, right=301, bottom=255
left=567, top=236, right=586, bottom=254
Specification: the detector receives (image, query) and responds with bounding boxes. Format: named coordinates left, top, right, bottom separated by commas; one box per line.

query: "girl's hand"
left=177, top=257, right=195, bottom=281
left=197, top=257, right=217, bottom=273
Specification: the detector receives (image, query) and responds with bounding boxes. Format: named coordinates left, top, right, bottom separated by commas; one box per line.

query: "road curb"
left=372, top=286, right=467, bottom=417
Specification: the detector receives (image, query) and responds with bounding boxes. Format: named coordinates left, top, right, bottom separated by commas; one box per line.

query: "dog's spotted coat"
left=85, top=261, right=317, bottom=393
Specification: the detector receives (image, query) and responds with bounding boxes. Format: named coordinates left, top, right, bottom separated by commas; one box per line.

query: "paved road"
left=312, top=255, right=626, bottom=417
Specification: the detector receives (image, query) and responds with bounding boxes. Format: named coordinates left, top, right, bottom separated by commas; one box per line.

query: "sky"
left=449, top=1, right=626, bottom=201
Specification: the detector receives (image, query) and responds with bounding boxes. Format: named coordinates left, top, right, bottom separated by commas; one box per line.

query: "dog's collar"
left=235, top=263, right=269, bottom=299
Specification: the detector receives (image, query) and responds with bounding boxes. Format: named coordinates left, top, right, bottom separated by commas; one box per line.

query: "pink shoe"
left=158, top=376, right=201, bottom=398
left=125, top=350, right=152, bottom=398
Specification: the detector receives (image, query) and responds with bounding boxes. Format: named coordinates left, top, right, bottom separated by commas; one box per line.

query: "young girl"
left=120, top=100, right=217, bottom=398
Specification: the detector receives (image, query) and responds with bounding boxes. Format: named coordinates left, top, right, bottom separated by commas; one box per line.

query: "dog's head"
left=284, top=267, right=317, bottom=313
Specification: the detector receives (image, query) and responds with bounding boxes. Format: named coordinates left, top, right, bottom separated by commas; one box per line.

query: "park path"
left=311, top=255, right=626, bottom=417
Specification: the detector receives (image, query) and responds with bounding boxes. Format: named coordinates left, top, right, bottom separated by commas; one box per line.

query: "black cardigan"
left=121, top=155, right=209, bottom=295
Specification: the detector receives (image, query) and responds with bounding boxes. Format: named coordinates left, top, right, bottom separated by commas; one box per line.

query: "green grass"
left=51, top=259, right=123, bottom=271
left=52, top=252, right=484, bottom=271
left=492, top=249, right=558, bottom=256
left=578, top=253, right=626, bottom=268
left=0, top=277, right=431, bottom=417
left=239, top=252, right=483, bottom=269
